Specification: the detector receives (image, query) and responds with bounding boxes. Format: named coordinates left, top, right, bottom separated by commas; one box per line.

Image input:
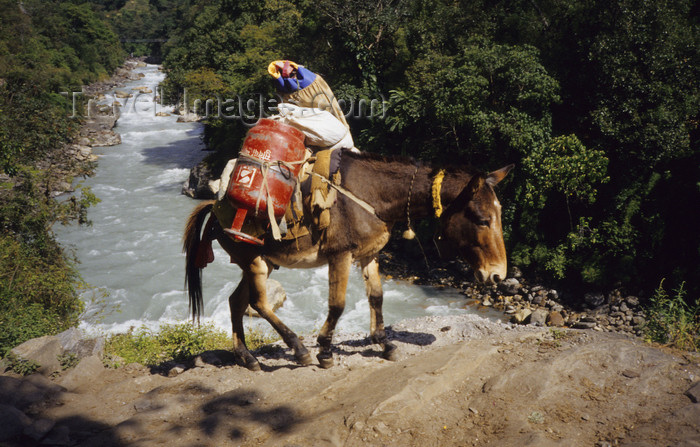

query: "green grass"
left=104, top=322, right=279, bottom=367
left=644, top=280, right=699, bottom=351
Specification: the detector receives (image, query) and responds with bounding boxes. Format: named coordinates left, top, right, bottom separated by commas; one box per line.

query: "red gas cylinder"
left=225, top=119, right=306, bottom=245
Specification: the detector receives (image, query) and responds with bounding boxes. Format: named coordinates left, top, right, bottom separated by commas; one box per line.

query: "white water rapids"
left=55, top=64, right=489, bottom=338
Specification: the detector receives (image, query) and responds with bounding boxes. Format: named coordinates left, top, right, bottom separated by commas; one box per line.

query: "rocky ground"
left=2, top=314, right=700, bottom=446
left=377, top=237, right=649, bottom=340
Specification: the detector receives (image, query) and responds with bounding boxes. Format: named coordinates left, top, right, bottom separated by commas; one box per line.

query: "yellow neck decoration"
left=432, top=169, right=446, bottom=218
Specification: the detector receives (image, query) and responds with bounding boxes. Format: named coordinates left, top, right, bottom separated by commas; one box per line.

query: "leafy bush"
left=0, top=0, right=111, bottom=356
left=644, top=281, right=699, bottom=351
left=0, top=234, right=85, bottom=356
left=104, top=323, right=277, bottom=366
left=1, top=352, right=40, bottom=376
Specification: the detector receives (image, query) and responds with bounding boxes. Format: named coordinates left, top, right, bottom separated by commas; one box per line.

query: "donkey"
left=184, top=150, right=513, bottom=370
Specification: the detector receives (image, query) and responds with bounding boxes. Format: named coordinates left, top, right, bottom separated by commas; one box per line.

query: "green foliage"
left=2, top=352, right=40, bottom=376
left=0, top=0, right=113, bottom=355
left=0, top=232, right=85, bottom=356
left=58, top=352, right=79, bottom=370
left=523, top=135, right=608, bottom=209
left=105, top=323, right=230, bottom=366
left=105, top=323, right=277, bottom=366
left=644, top=281, right=699, bottom=351
left=383, top=39, right=559, bottom=163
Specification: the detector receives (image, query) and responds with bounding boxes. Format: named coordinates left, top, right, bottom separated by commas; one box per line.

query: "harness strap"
left=309, top=171, right=377, bottom=217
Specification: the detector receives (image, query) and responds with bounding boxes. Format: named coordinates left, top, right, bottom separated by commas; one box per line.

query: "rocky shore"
left=376, top=235, right=649, bottom=342
left=47, top=59, right=151, bottom=197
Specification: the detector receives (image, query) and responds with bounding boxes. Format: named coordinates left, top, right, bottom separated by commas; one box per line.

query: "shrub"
left=644, top=281, right=699, bottom=351
left=104, top=323, right=277, bottom=367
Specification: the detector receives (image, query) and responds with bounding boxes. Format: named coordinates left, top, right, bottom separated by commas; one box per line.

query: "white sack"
left=270, top=103, right=356, bottom=151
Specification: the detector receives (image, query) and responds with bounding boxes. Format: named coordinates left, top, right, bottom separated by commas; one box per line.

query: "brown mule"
left=184, top=150, right=513, bottom=370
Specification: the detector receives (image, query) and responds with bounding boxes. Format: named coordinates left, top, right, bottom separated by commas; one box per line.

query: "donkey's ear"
left=466, top=174, right=486, bottom=199
left=486, top=164, right=514, bottom=187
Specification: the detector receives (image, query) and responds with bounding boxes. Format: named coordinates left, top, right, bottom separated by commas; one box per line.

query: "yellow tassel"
left=432, top=169, right=446, bottom=218
left=403, top=228, right=416, bottom=240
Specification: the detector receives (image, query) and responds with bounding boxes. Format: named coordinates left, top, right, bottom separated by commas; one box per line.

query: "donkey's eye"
left=478, top=219, right=490, bottom=227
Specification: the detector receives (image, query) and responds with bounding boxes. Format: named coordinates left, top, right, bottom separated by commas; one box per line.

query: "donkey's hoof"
left=317, top=353, right=334, bottom=369
left=296, top=352, right=313, bottom=366
left=382, top=344, right=399, bottom=361
left=236, top=352, right=261, bottom=371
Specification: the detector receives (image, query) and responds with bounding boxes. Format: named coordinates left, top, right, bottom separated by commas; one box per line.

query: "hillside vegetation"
left=160, top=0, right=699, bottom=301
left=0, top=0, right=124, bottom=354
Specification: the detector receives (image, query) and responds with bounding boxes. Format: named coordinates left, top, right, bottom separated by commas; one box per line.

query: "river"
left=55, top=64, right=484, bottom=338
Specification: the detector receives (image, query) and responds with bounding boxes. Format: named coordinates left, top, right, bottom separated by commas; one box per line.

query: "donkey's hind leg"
left=246, top=256, right=312, bottom=366
left=361, top=257, right=398, bottom=361
left=228, top=277, right=261, bottom=371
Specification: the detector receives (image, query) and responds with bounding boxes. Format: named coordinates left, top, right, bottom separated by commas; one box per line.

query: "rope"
left=403, top=166, right=419, bottom=240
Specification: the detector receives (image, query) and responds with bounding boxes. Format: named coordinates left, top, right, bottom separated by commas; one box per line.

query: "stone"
left=621, top=369, right=641, bottom=378
left=546, top=311, right=566, bottom=327
left=114, top=89, right=132, bottom=98
left=91, top=131, right=121, bottom=147
left=182, top=161, right=217, bottom=199
left=572, top=321, right=597, bottom=330
left=584, top=292, right=606, bottom=308
left=58, top=356, right=105, bottom=391
left=632, top=316, right=646, bottom=327
left=176, top=113, right=202, bottom=123
left=686, top=381, right=700, bottom=403
left=626, top=296, right=640, bottom=307
left=246, top=279, right=287, bottom=317
left=530, top=309, right=549, bottom=326
left=168, top=364, right=187, bottom=377
left=511, top=308, right=532, bottom=324
left=0, top=404, right=31, bottom=442
left=11, top=336, right=63, bottom=376
left=508, top=266, right=523, bottom=279
left=57, top=328, right=105, bottom=360
left=497, top=278, right=521, bottom=296
left=532, top=294, right=545, bottom=306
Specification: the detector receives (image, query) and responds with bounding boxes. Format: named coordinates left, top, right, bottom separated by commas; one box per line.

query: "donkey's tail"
left=183, top=200, right=215, bottom=322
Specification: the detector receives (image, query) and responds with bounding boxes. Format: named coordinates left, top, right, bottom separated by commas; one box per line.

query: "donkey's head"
left=437, top=165, right=513, bottom=285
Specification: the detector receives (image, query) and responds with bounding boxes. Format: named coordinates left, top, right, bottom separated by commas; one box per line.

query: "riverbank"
left=47, top=59, right=151, bottom=197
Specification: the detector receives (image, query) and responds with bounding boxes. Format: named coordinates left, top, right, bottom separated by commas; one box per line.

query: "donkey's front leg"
left=361, top=257, right=398, bottom=361
left=247, top=257, right=312, bottom=366
left=317, top=251, right=352, bottom=368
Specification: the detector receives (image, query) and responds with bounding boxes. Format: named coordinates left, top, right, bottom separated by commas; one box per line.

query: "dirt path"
left=5, top=314, right=700, bottom=446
